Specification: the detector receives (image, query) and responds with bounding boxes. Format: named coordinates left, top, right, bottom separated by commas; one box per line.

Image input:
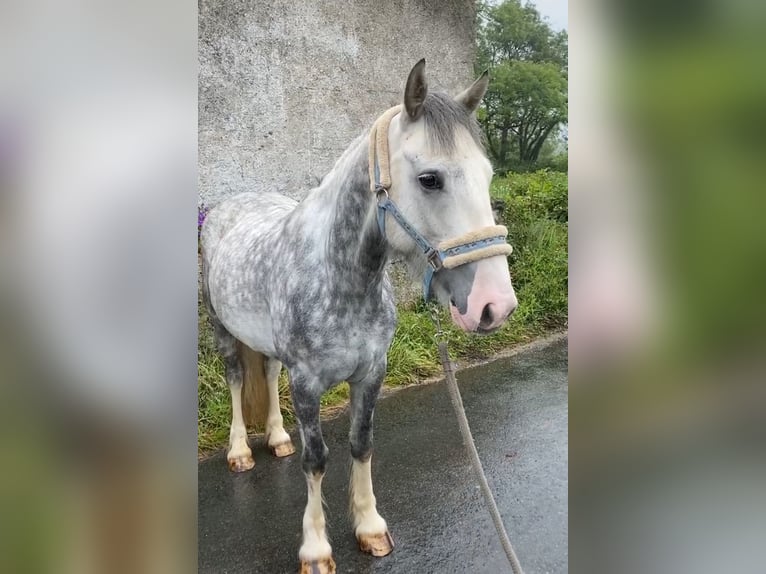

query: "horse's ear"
left=455, top=70, right=489, bottom=113
left=403, top=59, right=428, bottom=121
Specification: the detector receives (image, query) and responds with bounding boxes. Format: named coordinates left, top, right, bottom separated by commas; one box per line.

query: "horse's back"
left=201, top=192, right=297, bottom=263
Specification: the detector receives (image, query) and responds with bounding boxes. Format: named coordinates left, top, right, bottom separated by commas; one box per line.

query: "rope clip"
left=427, top=301, right=449, bottom=343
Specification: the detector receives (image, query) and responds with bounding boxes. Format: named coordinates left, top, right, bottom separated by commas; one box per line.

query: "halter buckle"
left=426, top=248, right=443, bottom=271
left=375, top=186, right=389, bottom=202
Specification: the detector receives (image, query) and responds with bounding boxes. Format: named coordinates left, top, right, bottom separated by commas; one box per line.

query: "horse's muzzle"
left=450, top=296, right=517, bottom=333
left=448, top=257, right=517, bottom=333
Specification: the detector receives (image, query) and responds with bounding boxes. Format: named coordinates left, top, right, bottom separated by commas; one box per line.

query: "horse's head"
left=381, top=59, right=517, bottom=333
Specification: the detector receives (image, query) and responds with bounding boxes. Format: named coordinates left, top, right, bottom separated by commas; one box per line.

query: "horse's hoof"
left=227, top=453, right=255, bottom=472
left=299, top=557, right=336, bottom=574
left=270, top=440, right=296, bottom=458
left=358, top=531, right=395, bottom=557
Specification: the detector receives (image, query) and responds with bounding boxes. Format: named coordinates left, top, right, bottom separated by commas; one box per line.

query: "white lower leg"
left=264, top=361, right=291, bottom=448
left=350, top=457, right=387, bottom=537
left=227, top=384, right=252, bottom=463
left=299, top=473, right=332, bottom=561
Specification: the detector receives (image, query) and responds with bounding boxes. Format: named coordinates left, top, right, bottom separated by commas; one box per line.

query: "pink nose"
left=448, top=257, right=517, bottom=333
left=450, top=289, right=518, bottom=333
left=477, top=293, right=518, bottom=331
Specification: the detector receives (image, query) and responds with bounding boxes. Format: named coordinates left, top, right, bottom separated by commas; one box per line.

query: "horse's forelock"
left=421, top=92, right=484, bottom=153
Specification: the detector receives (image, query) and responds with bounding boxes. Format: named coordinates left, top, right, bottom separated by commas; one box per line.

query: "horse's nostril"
left=449, top=297, right=457, bottom=307
left=479, top=303, right=494, bottom=329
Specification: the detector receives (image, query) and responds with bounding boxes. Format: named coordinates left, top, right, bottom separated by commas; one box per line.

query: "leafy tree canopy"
left=476, top=0, right=568, bottom=172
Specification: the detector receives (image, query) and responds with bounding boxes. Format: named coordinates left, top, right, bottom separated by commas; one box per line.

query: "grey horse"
left=200, top=59, right=517, bottom=574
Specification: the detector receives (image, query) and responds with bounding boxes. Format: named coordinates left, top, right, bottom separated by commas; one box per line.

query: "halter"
left=368, top=105, right=513, bottom=300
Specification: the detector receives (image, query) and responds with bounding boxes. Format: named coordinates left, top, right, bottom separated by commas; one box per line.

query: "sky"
left=527, top=0, right=568, bottom=31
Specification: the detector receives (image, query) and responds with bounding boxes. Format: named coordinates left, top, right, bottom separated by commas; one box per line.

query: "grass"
left=197, top=170, right=568, bottom=455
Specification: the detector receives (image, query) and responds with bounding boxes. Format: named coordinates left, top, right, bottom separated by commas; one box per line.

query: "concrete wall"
left=199, top=0, right=477, bottom=205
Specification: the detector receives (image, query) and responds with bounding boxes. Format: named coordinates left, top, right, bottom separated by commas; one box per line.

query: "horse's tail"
left=238, top=342, right=269, bottom=429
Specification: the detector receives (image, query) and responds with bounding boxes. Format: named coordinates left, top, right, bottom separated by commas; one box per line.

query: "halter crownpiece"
left=368, top=106, right=514, bottom=300
left=368, top=105, right=402, bottom=193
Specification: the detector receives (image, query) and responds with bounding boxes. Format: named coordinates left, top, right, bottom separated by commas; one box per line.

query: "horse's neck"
left=311, top=133, right=387, bottom=286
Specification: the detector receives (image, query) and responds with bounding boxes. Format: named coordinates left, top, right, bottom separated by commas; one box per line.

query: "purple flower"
left=198, top=204, right=209, bottom=237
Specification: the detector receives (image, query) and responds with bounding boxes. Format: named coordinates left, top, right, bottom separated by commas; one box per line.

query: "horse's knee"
left=291, top=373, right=327, bottom=473
left=348, top=375, right=382, bottom=461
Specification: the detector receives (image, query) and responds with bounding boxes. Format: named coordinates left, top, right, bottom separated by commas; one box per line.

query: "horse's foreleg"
left=291, top=372, right=335, bottom=574
left=348, top=367, right=394, bottom=557
left=264, top=357, right=295, bottom=457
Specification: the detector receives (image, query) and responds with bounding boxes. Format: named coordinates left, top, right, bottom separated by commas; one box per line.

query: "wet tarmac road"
left=199, top=338, right=567, bottom=574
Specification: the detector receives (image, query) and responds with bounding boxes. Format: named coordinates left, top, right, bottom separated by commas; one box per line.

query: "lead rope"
left=429, top=305, right=525, bottom=574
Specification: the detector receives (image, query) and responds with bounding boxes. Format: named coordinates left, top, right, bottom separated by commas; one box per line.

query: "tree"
left=476, top=0, right=568, bottom=172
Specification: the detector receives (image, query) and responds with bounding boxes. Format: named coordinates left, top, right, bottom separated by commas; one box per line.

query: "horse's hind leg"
left=348, top=364, right=394, bottom=557
left=212, top=324, right=254, bottom=472
left=264, top=357, right=295, bottom=457
left=202, top=260, right=254, bottom=472
left=225, top=359, right=255, bottom=471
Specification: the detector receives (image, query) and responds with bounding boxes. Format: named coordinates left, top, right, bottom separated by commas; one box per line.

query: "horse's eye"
left=418, top=173, right=442, bottom=190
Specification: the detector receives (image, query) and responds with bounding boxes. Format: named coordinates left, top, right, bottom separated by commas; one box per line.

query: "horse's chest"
left=317, top=320, right=393, bottom=381
left=337, top=321, right=390, bottom=356
left=275, top=296, right=395, bottom=381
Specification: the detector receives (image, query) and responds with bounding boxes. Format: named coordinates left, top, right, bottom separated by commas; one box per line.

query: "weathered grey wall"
left=199, top=0, right=476, bottom=205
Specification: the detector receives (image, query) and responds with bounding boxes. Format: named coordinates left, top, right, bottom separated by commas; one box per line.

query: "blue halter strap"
left=370, top=106, right=511, bottom=301
left=375, top=188, right=509, bottom=300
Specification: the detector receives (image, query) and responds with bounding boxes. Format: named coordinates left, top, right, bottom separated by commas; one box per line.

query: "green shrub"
left=494, top=171, right=569, bottom=329
left=492, top=170, right=568, bottom=223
